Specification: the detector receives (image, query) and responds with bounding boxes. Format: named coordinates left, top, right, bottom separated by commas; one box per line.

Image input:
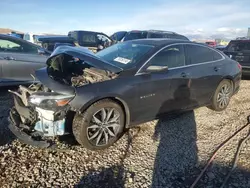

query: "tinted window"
left=226, top=41, right=250, bottom=52
left=23, top=34, right=30, bottom=41
left=145, top=45, right=185, bottom=69
left=97, top=34, right=112, bottom=46
left=185, top=44, right=221, bottom=65
left=68, top=32, right=78, bottom=40
left=170, top=34, right=188, bottom=40
left=96, top=42, right=153, bottom=69
left=82, top=34, right=96, bottom=43
left=123, top=32, right=147, bottom=41
left=213, top=50, right=223, bottom=60
left=148, top=33, right=165, bottom=38
left=0, top=38, right=38, bottom=54
left=110, top=31, right=127, bottom=41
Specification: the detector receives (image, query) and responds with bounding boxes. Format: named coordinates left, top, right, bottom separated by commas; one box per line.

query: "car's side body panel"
left=0, top=34, right=50, bottom=85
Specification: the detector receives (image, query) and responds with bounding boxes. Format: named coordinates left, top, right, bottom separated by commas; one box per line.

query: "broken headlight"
left=28, top=93, right=74, bottom=109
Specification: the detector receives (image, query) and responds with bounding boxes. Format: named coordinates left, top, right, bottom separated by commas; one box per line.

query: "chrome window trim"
left=135, top=42, right=225, bottom=76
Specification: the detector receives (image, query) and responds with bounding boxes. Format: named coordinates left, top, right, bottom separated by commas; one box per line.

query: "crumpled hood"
left=47, top=46, right=122, bottom=73
left=35, top=68, right=75, bottom=95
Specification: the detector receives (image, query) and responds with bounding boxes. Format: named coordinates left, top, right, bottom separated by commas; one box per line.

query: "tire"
left=208, top=79, right=233, bottom=111
left=72, top=99, right=125, bottom=150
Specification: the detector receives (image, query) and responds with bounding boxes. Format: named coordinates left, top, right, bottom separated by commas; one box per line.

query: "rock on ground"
left=0, top=81, right=250, bottom=187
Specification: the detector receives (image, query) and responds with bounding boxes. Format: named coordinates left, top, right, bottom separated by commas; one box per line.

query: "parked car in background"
left=205, top=41, right=217, bottom=47
left=23, top=33, right=39, bottom=44
left=0, top=34, right=50, bottom=86
left=36, top=35, right=77, bottom=52
left=8, top=32, right=24, bottom=39
left=110, top=31, right=127, bottom=42
left=9, top=39, right=241, bottom=150
left=223, top=38, right=250, bottom=75
left=111, top=30, right=189, bottom=42
left=68, top=30, right=115, bottom=53
left=215, top=45, right=227, bottom=51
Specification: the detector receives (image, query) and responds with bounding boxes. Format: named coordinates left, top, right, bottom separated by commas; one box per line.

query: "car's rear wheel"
left=208, top=79, right=233, bottom=111
left=72, top=99, right=125, bottom=150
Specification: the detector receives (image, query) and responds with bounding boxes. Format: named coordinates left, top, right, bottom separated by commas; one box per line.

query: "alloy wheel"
left=87, top=108, right=121, bottom=146
left=217, top=83, right=232, bottom=109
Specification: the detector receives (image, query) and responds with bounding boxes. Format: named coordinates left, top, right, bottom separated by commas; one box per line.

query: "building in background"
left=248, top=28, right=250, bottom=37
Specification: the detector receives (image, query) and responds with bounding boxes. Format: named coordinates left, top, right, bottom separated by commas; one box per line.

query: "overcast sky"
left=1, top=0, right=249, bottom=39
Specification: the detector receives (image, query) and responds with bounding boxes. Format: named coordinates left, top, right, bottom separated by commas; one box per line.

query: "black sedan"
left=0, top=34, right=50, bottom=86
left=9, top=39, right=242, bottom=150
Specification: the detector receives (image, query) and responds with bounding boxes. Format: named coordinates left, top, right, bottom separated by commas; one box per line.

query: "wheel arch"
left=221, top=76, right=234, bottom=89
left=79, top=96, right=131, bottom=128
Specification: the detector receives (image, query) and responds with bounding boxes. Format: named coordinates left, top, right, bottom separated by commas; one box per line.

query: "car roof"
left=36, top=35, right=75, bottom=41
left=230, top=39, right=250, bottom=42
left=68, top=30, right=104, bottom=35
left=0, top=33, right=30, bottom=42
left=129, top=30, right=177, bottom=34
left=127, top=38, right=193, bottom=47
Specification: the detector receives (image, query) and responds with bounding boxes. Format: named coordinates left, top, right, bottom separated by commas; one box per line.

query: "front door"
left=131, top=44, right=187, bottom=123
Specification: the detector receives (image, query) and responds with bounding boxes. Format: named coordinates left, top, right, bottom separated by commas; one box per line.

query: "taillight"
left=237, top=62, right=242, bottom=70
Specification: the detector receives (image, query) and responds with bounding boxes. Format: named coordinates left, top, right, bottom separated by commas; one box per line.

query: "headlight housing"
left=28, top=92, right=74, bottom=109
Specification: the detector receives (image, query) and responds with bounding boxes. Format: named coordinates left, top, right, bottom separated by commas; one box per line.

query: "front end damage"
left=9, top=84, right=73, bottom=148
left=8, top=46, right=119, bottom=148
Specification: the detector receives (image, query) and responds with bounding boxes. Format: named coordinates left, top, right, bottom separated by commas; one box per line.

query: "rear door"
left=0, top=37, right=47, bottom=83
left=184, top=44, right=224, bottom=106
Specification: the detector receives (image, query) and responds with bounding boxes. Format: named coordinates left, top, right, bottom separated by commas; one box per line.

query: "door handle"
left=181, top=72, right=188, bottom=77
left=214, top=67, right=220, bottom=72
left=4, top=56, right=16, bottom=60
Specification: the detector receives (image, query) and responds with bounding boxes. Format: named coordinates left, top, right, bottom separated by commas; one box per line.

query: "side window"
left=97, top=34, right=111, bottom=43
left=213, top=50, right=223, bottom=61
left=97, top=34, right=112, bottom=48
left=145, top=45, right=185, bottom=69
left=0, top=38, right=38, bottom=54
left=82, top=34, right=96, bottom=43
left=0, top=39, right=21, bottom=52
left=111, top=32, right=126, bottom=41
left=185, top=44, right=222, bottom=65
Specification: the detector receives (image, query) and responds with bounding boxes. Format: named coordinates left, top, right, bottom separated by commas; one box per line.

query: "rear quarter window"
left=185, top=44, right=223, bottom=65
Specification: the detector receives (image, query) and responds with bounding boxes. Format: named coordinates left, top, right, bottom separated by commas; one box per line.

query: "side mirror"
left=38, top=48, right=46, bottom=55
left=146, top=65, right=168, bottom=72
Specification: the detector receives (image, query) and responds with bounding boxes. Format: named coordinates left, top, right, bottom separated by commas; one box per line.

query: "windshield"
left=226, top=41, right=250, bottom=52
left=123, top=32, right=147, bottom=41
left=96, top=42, right=154, bottom=69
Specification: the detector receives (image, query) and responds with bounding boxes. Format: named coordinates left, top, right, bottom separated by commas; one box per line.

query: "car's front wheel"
left=208, top=79, right=233, bottom=111
left=72, top=99, right=125, bottom=150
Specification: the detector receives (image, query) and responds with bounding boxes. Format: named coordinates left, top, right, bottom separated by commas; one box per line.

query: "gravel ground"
left=0, top=81, right=250, bottom=187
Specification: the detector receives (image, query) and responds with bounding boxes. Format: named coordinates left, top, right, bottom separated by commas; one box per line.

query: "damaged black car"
left=9, top=39, right=242, bottom=150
